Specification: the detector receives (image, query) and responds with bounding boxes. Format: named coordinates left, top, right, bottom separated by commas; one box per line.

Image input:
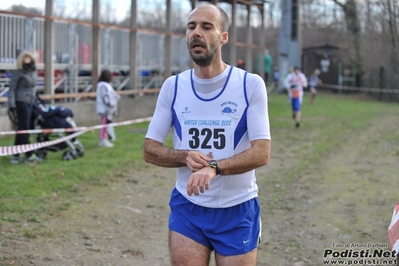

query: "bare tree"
left=138, top=0, right=165, bottom=30
left=54, top=0, right=66, bottom=18
left=331, top=0, right=364, bottom=86
left=10, top=5, right=43, bottom=15
left=384, top=0, right=399, bottom=88
left=267, top=1, right=276, bottom=29
left=102, top=0, right=116, bottom=24
left=171, top=1, right=189, bottom=34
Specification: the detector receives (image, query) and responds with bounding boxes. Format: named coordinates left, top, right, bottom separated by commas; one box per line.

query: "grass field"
left=0, top=92, right=396, bottom=224
left=1, top=91, right=399, bottom=256
left=0, top=117, right=152, bottom=227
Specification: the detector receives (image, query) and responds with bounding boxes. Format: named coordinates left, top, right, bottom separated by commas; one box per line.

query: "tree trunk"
left=331, top=0, right=364, bottom=86
left=386, top=0, right=399, bottom=90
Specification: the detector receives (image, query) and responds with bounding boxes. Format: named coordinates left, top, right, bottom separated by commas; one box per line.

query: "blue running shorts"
left=168, top=188, right=261, bottom=256
left=291, top=97, right=301, bottom=112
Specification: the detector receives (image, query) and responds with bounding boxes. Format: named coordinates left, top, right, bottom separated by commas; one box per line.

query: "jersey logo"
left=182, top=107, right=191, bottom=114
left=221, top=107, right=236, bottom=115
left=221, top=101, right=239, bottom=115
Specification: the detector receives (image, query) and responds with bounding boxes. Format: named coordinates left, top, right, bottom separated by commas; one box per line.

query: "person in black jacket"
left=8, top=51, right=43, bottom=164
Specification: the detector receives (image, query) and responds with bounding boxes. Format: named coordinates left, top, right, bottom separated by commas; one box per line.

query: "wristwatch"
left=208, top=160, right=222, bottom=175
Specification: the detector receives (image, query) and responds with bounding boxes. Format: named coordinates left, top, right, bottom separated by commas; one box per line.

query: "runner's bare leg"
left=169, top=231, right=211, bottom=266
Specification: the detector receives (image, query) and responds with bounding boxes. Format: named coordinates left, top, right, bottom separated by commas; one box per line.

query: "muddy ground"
left=1, top=97, right=399, bottom=266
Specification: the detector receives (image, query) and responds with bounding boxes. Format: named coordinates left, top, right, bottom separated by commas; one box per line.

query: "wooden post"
left=129, top=0, right=138, bottom=90
left=92, top=0, right=100, bottom=91
left=44, top=0, right=54, bottom=100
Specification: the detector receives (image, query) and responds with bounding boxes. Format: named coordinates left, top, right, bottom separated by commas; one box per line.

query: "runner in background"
left=308, top=69, right=322, bottom=104
left=284, top=66, right=308, bottom=128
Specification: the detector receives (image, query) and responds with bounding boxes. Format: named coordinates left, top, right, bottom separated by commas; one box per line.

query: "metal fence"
left=0, top=12, right=191, bottom=97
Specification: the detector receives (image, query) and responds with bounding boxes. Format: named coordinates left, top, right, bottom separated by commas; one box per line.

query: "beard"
left=187, top=37, right=219, bottom=67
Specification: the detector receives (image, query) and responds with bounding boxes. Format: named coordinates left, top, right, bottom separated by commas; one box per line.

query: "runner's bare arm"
left=143, top=139, right=215, bottom=170
left=143, top=138, right=189, bottom=167
left=186, top=139, right=271, bottom=196
left=143, top=138, right=270, bottom=173
left=217, top=139, right=271, bottom=175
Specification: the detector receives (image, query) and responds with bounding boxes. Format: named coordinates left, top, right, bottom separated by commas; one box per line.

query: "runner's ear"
left=220, top=31, right=228, bottom=45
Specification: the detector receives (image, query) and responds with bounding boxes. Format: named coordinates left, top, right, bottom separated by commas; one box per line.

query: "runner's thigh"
left=169, top=230, right=211, bottom=266
left=215, top=248, right=257, bottom=266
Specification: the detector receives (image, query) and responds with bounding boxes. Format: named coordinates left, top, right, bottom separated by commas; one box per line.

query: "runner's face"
left=186, top=6, right=225, bottom=67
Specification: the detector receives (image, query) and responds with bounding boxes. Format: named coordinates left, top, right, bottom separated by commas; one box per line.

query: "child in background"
left=309, top=69, right=322, bottom=104
left=96, top=70, right=121, bottom=148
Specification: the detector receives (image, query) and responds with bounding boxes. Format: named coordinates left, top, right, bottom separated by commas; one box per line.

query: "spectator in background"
left=272, top=67, right=279, bottom=90
left=236, top=58, right=246, bottom=70
left=284, top=66, right=308, bottom=128
left=308, top=68, right=322, bottom=104
left=0, top=70, right=7, bottom=78
left=263, top=49, right=273, bottom=85
left=8, top=50, right=43, bottom=164
left=96, top=69, right=121, bottom=148
left=255, top=49, right=273, bottom=85
left=78, top=42, right=90, bottom=64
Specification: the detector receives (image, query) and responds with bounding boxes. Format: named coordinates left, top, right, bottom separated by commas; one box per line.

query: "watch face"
left=208, top=160, right=221, bottom=175
left=209, top=160, right=218, bottom=167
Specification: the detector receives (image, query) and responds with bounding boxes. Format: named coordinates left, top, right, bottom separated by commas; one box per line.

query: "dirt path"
left=258, top=109, right=399, bottom=265
left=1, top=109, right=399, bottom=266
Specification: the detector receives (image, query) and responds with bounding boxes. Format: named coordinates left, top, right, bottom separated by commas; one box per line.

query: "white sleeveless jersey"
left=145, top=66, right=271, bottom=208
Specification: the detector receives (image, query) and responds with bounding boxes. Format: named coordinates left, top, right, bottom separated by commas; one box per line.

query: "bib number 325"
left=188, top=128, right=226, bottom=149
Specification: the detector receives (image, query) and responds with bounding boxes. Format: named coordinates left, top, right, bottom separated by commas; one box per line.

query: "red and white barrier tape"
left=0, top=117, right=152, bottom=156
left=0, top=130, right=87, bottom=157
left=0, top=117, right=153, bottom=135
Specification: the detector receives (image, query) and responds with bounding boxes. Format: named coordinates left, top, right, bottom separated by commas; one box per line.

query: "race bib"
left=182, top=116, right=234, bottom=159
left=292, top=89, right=300, bottom=98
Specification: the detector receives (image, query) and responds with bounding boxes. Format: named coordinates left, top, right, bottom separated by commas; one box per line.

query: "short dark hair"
left=294, top=66, right=300, bottom=71
left=98, top=69, right=112, bottom=83
left=196, top=4, right=229, bottom=32
left=216, top=6, right=229, bottom=33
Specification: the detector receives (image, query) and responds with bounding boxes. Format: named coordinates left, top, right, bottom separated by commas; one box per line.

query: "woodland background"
left=7, top=0, right=399, bottom=93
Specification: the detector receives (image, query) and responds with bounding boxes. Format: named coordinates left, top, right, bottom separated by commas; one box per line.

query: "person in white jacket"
left=96, top=70, right=121, bottom=147
left=284, top=66, right=308, bottom=128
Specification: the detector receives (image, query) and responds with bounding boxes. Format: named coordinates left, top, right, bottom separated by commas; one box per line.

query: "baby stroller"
left=32, top=95, right=84, bottom=160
